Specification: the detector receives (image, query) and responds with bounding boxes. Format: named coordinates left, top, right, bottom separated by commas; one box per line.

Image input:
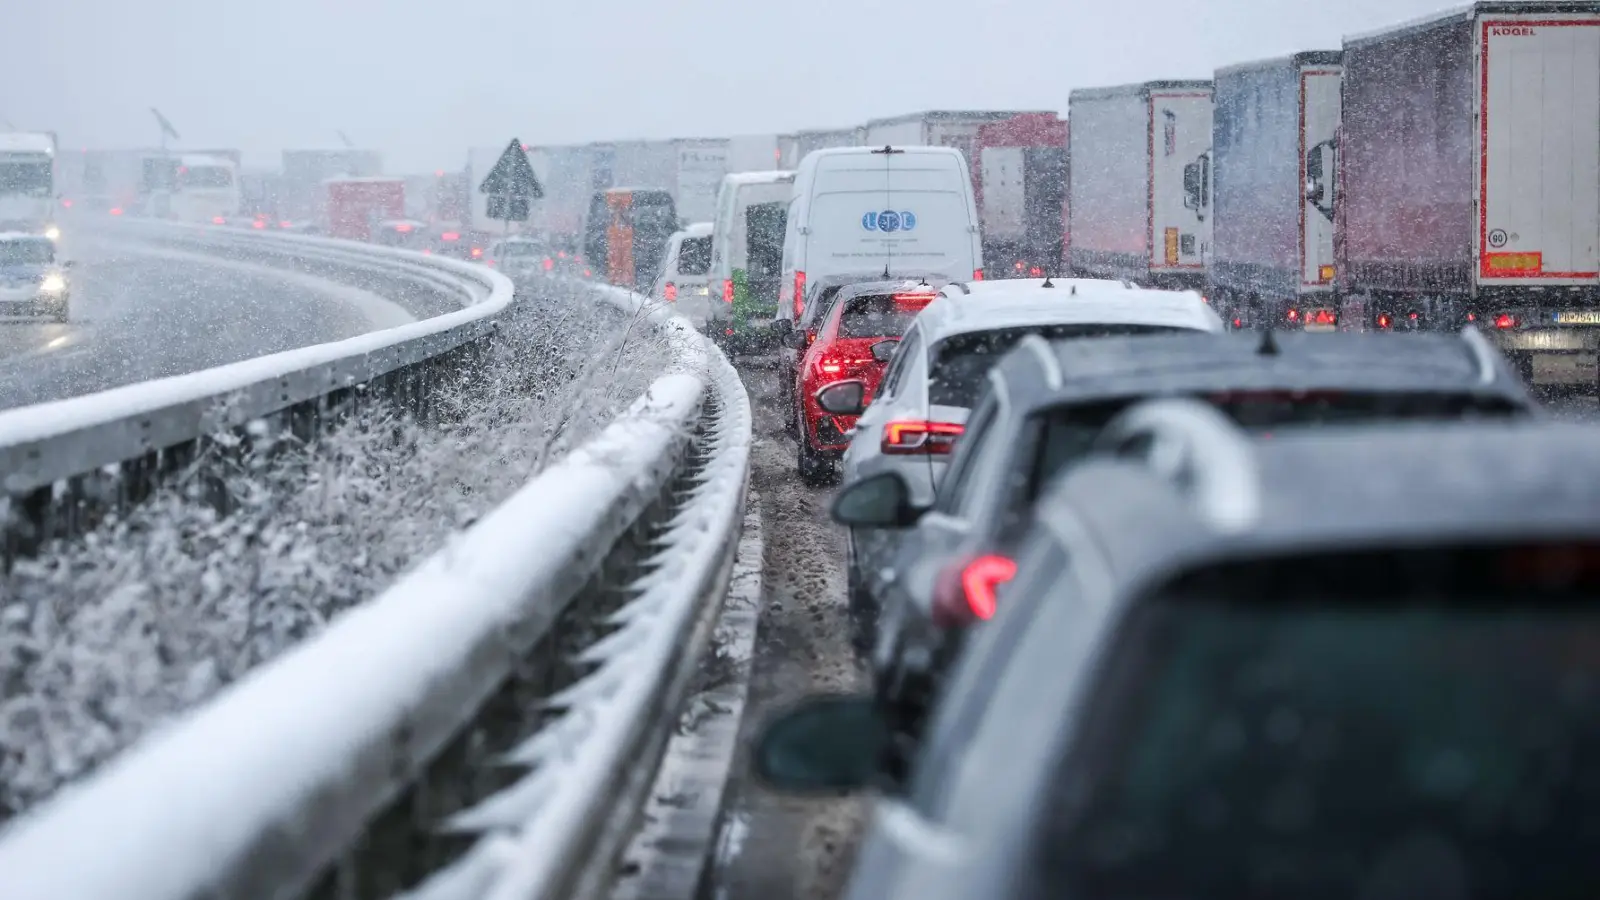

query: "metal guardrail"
left=0, top=220, right=515, bottom=561
left=0, top=274, right=753, bottom=900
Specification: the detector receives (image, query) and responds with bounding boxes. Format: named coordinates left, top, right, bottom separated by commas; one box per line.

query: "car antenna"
left=1041, top=273, right=1055, bottom=288
left=1257, top=325, right=1281, bottom=356
left=883, top=263, right=892, bottom=279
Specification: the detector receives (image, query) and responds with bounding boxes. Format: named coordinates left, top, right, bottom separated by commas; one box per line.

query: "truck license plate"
left=1553, top=310, right=1600, bottom=326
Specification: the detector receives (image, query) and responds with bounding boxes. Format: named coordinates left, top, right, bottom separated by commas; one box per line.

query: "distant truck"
left=0, top=132, right=58, bottom=238
left=972, top=113, right=1068, bottom=278
left=280, top=149, right=383, bottom=223
left=862, top=110, right=1047, bottom=171
left=777, top=128, right=863, bottom=170
left=1210, top=52, right=1342, bottom=329
left=322, top=177, right=405, bottom=242
left=1067, top=81, right=1215, bottom=290
left=1338, top=2, right=1600, bottom=387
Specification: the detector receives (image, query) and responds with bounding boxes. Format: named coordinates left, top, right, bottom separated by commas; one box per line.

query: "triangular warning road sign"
left=478, top=138, right=544, bottom=199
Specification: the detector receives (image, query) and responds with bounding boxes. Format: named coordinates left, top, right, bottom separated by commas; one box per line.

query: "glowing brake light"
left=470, top=247, right=483, bottom=259
left=882, top=420, right=964, bottom=455
left=1311, top=309, right=1336, bottom=326
left=543, top=257, right=554, bottom=271
left=1495, top=313, right=1518, bottom=329
left=972, top=268, right=984, bottom=281
left=279, top=220, right=292, bottom=229
left=441, top=231, right=460, bottom=241
left=212, top=216, right=225, bottom=225
left=892, top=292, right=935, bottom=312
left=793, top=271, right=806, bottom=316
left=61, top=199, right=73, bottom=208
left=1029, top=266, right=1042, bottom=277
left=664, top=282, right=678, bottom=302
left=395, top=222, right=413, bottom=233
left=723, top=279, right=734, bottom=303
left=1285, top=308, right=1300, bottom=322
left=932, top=554, right=1017, bottom=627
left=1377, top=313, right=1392, bottom=329
left=109, top=207, right=123, bottom=216
left=251, top=219, right=266, bottom=229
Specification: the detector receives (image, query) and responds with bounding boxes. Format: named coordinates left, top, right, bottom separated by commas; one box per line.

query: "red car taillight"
left=932, top=554, right=1017, bottom=627
left=793, top=270, right=806, bottom=316
left=881, top=420, right=964, bottom=455
left=664, top=282, right=678, bottom=302
left=723, top=279, right=734, bottom=303
left=972, top=268, right=984, bottom=281
left=1495, top=313, right=1519, bottom=329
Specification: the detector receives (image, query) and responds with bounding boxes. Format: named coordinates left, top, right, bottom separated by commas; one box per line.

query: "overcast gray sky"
left=5, top=0, right=1455, bottom=173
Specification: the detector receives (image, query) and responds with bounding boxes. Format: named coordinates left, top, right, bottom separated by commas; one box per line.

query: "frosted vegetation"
left=0, top=280, right=679, bottom=820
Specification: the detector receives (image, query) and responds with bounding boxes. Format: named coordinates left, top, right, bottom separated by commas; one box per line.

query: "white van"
left=706, top=170, right=797, bottom=348
left=650, top=221, right=714, bottom=328
left=776, top=146, right=983, bottom=325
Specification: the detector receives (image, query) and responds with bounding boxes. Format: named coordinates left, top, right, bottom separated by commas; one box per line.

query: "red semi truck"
left=972, top=113, right=1068, bottom=278
left=321, top=177, right=405, bottom=242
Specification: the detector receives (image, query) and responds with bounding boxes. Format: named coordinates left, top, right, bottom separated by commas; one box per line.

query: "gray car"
left=758, top=407, right=1600, bottom=900
left=0, top=233, right=71, bottom=322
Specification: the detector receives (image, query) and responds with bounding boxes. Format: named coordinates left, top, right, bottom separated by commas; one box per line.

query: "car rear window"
left=928, top=325, right=1188, bottom=408
left=1025, top=544, right=1600, bottom=900
left=497, top=241, right=540, bottom=257
left=676, top=236, right=711, bottom=275
left=838, top=293, right=933, bottom=338
left=0, top=240, right=52, bottom=266
left=1023, top=391, right=1526, bottom=504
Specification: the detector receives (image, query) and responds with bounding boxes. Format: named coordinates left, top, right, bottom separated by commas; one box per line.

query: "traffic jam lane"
left=707, top=355, right=870, bottom=900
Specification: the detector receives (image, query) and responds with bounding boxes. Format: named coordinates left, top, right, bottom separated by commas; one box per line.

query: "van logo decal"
left=862, top=210, right=916, bottom=233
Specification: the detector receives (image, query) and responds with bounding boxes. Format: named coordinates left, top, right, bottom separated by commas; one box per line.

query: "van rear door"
left=804, top=164, right=976, bottom=281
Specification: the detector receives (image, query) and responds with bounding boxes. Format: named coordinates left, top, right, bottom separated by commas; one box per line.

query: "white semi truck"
left=0, top=132, right=59, bottom=240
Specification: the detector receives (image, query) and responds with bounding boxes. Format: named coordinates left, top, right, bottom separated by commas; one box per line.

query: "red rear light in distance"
left=892, top=292, right=936, bottom=312
left=972, top=268, right=984, bottom=281
left=723, top=279, right=734, bottom=303
left=882, top=420, right=964, bottom=455
left=212, top=216, right=225, bottom=225
left=1495, top=313, right=1518, bottom=329
left=543, top=257, right=554, bottom=271
left=664, top=282, right=678, bottom=302
left=1377, top=313, right=1392, bottom=329
left=932, top=554, right=1018, bottom=627
left=793, top=271, right=806, bottom=316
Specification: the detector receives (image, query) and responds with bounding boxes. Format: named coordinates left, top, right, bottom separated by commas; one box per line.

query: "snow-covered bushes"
left=0, top=279, right=685, bottom=819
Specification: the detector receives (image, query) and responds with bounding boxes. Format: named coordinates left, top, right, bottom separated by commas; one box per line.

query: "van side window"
left=880, top=327, right=922, bottom=399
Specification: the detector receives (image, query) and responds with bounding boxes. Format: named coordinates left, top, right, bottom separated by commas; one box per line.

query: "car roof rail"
left=1018, top=333, right=1063, bottom=389
left=1091, top=398, right=1262, bottom=533
left=1457, top=325, right=1500, bottom=385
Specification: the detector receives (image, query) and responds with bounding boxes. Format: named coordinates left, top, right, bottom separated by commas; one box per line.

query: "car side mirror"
left=871, top=339, right=900, bottom=363
left=773, top=318, right=792, bottom=336
left=815, top=380, right=867, bottom=416
left=831, top=471, right=926, bottom=528
left=753, top=695, right=889, bottom=794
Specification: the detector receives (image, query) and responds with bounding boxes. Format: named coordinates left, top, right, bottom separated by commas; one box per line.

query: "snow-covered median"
left=0, top=278, right=686, bottom=820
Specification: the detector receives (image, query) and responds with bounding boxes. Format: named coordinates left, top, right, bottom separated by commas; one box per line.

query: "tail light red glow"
left=278, top=220, right=292, bottom=228
left=109, top=207, right=123, bottom=216
left=61, top=199, right=73, bottom=208
left=882, top=420, right=964, bottom=455
left=212, top=216, right=225, bottom=225
left=1029, top=266, right=1042, bottom=277
left=1311, top=309, right=1336, bottom=326
left=251, top=219, right=265, bottom=229
left=664, top=282, right=678, bottom=302
left=1495, top=314, right=1518, bottom=329
left=1285, top=308, right=1300, bottom=322
left=972, top=269, right=984, bottom=281
left=960, top=555, right=1017, bottom=621
left=543, top=257, right=554, bottom=271
left=892, top=292, right=936, bottom=312
left=470, top=247, right=483, bottom=259
left=1014, top=261, right=1025, bottom=272
left=1466, top=312, right=1477, bottom=322
left=793, top=271, right=806, bottom=316
left=1232, top=317, right=1242, bottom=328
left=816, top=352, right=873, bottom=375
left=723, top=279, right=734, bottom=303
left=441, top=231, right=460, bottom=242
left=1409, top=312, right=1419, bottom=321
left=583, top=268, right=592, bottom=277
left=395, top=223, right=413, bottom=233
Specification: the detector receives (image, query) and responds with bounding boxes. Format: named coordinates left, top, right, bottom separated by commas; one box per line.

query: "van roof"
left=0, top=134, right=55, bottom=154
left=722, top=170, right=795, bottom=187
left=678, top=221, right=714, bottom=238
left=917, top=278, right=1222, bottom=344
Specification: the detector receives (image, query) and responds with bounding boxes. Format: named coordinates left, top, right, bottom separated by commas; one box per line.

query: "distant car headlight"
left=43, top=226, right=61, bottom=241
left=40, top=273, right=65, bottom=293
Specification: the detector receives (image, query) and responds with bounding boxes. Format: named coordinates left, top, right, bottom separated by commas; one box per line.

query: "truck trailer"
left=776, top=128, right=863, bottom=170
left=972, top=112, right=1069, bottom=278
left=1210, top=52, right=1342, bottom=329
left=1338, top=2, right=1600, bottom=387
left=322, top=177, right=405, bottom=242
left=0, top=132, right=58, bottom=237
left=1067, top=81, right=1214, bottom=289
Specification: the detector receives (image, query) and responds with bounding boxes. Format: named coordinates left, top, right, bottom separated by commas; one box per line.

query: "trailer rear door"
left=1479, top=14, right=1600, bottom=286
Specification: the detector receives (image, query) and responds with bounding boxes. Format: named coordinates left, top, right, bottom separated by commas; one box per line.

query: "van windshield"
left=807, top=189, right=971, bottom=276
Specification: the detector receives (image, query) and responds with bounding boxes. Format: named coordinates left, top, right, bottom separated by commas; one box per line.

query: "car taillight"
left=723, top=279, right=734, bottom=303
left=1495, top=313, right=1518, bottom=329
left=1014, top=261, right=1025, bottom=272
left=278, top=220, right=292, bottom=228
left=109, top=207, right=123, bottom=215
left=212, top=216, right=225, bottom=225
left=664, top=282, right=678, bottom=302
left=882, top=420, right=964, bottom=455
left=471, top=247, right=483, bottom=258
left=932, top=554, right=1017, bottom=627
left=1030, top=266, right=1042, bottom=277
left=251, top=220, right=266, bottom=229
left=1311, top=309, right=1337, bottom=326
left=1285, top=308, right=1300, bottom=322
left=815, top=352, right=873, bottom=375
left=543, top=257, right=554, bottom=271
left=892, top=292, right=935, bottom=312
left=793, top=271, right=806, bottom=316
left=1377, top=313, right=1392, bottom=329
left=442, top=231, right=460, bottom=241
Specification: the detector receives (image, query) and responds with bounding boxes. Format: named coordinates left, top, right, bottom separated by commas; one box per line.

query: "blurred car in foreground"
left=759, top=410, right=1600, bottom=900
left=0, top=232, right=71, bottom=321
left=832, top=326, right=1539, bottom=748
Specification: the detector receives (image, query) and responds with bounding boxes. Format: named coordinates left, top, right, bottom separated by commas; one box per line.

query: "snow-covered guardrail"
left=0, top=220, right=513, bottom=562
left=0, top=279, right=754, bottom=900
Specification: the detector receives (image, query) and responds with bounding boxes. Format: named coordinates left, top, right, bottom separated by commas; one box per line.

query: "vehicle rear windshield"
left=1025, top=544, right=1600, bottom=900
left=744, top=202, right=785, bottom=279
left=838, top=293, right=930, bottom=338
left=928, top=325, right=1188, bottom=407
left=0, top=241, right=53, bottom=265
left=1025, top=391, right=1526, bottom=503
left=677, top=236, right=711, bottom=275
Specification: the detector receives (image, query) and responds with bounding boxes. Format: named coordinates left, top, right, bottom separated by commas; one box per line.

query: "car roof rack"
left=1091, top=398, right=1262, bottom=533
left=1457, top=325, right=1499, bottom=385
left=1018, top=333, right=1063, bottom=389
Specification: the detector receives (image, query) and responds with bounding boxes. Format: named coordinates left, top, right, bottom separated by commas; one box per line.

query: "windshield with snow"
left=676, top=236, right=711, bottom=275
left=0, top=161, right=51, bottom=196
left=0, top=240, right=53, bottom=266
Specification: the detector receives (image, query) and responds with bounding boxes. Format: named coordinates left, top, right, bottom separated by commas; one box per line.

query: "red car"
left=793, top=281, right=939, bottom=484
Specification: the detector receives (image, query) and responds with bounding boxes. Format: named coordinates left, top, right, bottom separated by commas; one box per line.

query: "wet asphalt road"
left=0, top=232, right=412, bottom=412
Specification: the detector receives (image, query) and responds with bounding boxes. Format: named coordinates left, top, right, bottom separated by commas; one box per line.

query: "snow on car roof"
left=0, top=134, right=56, bottom=154
left=920, top=278, right=1221, bottom=343
left=722, top=170, right=795, bottom=186
left=0, top=231, right=54, bottom=243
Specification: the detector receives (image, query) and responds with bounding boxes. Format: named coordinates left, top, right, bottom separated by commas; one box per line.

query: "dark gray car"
left=761, top=409, right=1600, bottom=900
